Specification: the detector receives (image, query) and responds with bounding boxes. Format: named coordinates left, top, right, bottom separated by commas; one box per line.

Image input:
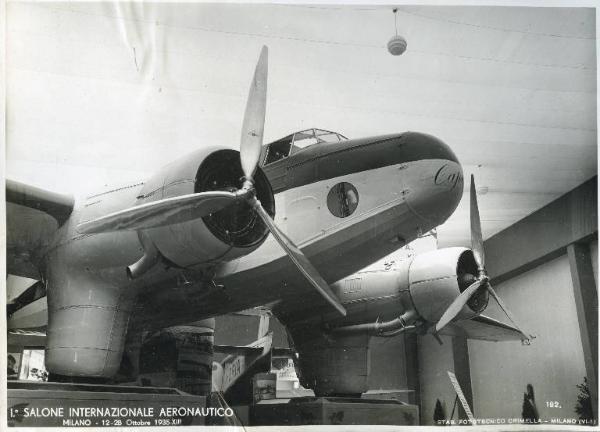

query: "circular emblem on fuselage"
left=327, top=182, right=359, bottom=218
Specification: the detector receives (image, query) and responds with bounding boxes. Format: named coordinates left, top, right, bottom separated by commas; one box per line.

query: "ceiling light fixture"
left=387, top=8, right=407, bottom=56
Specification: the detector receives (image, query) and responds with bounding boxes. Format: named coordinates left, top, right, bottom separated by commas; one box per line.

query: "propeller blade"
left=435, top=278, right=486, bottom=332
left=470, top=175, right=485, bottom=272
left=486, top=284, right=531, bottom=342
left=77, top=191, right=237, bottom=234
left=240, top=45, right=268, bottom=181
left=250, top=198, right=347, bottom=316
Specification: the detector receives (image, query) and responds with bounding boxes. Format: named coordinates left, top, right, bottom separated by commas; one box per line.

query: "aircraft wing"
left=6, top=179, right=74, bottom=279
left=438, top=314, right=525, bottom=342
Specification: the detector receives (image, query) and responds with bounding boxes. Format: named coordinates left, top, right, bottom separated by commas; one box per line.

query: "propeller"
left=78, top=46, right=347, bottom=316
left=435, top=175, right=530, bottom=341
left=77, top=191, right=239, bottom=233
left=240, top=46, right=268, bottom=181
left=435, top=277, right=487, bottom=332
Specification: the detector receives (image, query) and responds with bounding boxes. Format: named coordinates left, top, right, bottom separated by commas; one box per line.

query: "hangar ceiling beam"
left=484, top=177, right=597, bottom=284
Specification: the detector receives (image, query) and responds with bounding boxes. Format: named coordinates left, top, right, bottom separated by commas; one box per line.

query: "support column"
left=567, top=242, right=598, bottom=419
left=404, top=333, right=421, bottom=407
left=451, top=336, right=474, bottom=420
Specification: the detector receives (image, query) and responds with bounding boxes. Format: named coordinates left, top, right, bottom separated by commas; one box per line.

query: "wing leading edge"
left=6, top=179, right=74, bottom=225
left=6, top=179, right=74, bottom=278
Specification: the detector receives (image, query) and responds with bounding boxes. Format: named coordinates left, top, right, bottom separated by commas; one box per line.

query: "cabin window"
left=327, top=182, right=359, bottom=218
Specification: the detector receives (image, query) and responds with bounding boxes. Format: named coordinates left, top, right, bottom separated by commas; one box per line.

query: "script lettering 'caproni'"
left=434, top=164, right=463, bottom=190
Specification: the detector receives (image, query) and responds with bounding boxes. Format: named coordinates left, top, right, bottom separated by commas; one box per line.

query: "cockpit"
left=262, top=128, right=348, bottom=165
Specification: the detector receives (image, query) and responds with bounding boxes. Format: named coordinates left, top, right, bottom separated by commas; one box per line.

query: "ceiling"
left=6, top=2, right=597, bottom=249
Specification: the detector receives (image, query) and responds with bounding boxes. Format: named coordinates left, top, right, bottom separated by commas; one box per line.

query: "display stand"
left=248, top=396, right=419, bottom=426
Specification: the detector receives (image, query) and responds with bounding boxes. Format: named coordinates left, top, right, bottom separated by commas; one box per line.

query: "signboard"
left=221, top=356, right=246, bottom=392
left=219, top=333, right=273, bottom=392
left=447, top=371, right=475, bottom=423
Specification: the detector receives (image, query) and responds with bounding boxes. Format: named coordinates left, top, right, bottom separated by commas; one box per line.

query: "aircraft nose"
left=399, top=132, right=464, bottom=229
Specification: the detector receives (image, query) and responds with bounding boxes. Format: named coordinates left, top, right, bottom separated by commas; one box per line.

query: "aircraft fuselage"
left=15, top=130, right=463, bottom=378
left=133, top=132, right=464, bottom=328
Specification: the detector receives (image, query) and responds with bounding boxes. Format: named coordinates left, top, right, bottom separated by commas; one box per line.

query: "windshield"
left=290, top=129, right=347, bottom=153
left=263, top=128, right=348, bottom=165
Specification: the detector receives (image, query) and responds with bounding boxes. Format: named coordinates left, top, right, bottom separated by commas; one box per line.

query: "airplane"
left=6, top=45, right=531, bottom=397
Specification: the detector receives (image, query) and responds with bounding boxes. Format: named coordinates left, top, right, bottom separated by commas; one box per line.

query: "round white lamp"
left=388, top=35, right=407, bottom=56
left=387, top=8, right=407, bottom=56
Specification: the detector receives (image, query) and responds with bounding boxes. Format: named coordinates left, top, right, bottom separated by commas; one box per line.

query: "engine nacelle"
left=44, top=148, right=274, bottom=380
left=408, top=247, right=488, bottom=324
left=138, top=147, right=275, bottom=267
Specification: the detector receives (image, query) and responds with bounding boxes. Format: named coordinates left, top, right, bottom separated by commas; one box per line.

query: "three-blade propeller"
left=240, top=46, right=268, bottom=181
left=435, top=175, right=530, bottom=341
left=78, top=46, right=347, bottom=316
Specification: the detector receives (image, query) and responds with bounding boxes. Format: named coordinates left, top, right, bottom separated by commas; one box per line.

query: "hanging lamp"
left=387, top=8, right=407, bottom=56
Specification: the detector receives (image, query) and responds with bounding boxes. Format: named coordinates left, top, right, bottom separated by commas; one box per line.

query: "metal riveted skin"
left=408, top=247, right=478, bottom=323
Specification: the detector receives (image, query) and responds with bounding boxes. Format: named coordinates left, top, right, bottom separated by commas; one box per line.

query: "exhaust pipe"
left=328, top=310, right=419, bottom=337
left=127, top=232, right=160, bottom=279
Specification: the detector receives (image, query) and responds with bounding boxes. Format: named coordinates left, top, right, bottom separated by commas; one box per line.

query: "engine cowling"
left=408, top=247, right=489, bottom=324
left=138, top=147, right=275, bottom=267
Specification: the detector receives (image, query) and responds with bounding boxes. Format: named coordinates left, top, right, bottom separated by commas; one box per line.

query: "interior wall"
left=468, top=254, right=587, bottom=420
left=368, top=336, right=408, bottom=391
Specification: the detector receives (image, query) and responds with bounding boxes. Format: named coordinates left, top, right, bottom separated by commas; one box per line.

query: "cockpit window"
left=263, top=128, right=347, bottom=165
left=264, top=137, right=292, bottom=165
left=292, top=129, right=346, bottom=150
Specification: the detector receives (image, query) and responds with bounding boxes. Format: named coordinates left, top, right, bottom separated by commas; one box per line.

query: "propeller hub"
left=458, top=273, right=477, bottom=292
left=236, top=178, right=256, bottom=200
left=466, top=277, right=489, bottom=313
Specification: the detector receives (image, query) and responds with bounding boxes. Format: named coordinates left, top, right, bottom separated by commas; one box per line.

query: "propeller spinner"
left=78, top=46, right=347, bottom=316
left=435, top=175, right=531, bottom=341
